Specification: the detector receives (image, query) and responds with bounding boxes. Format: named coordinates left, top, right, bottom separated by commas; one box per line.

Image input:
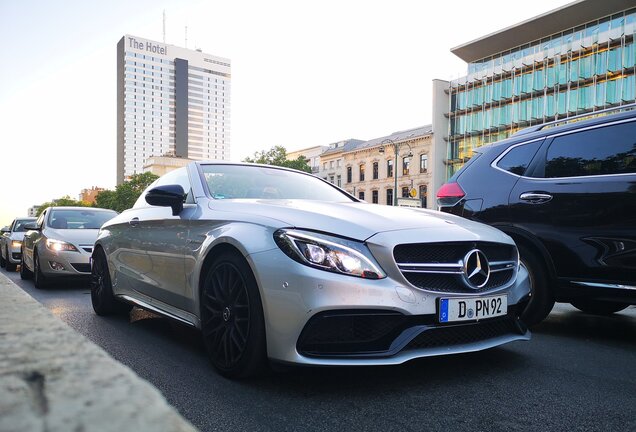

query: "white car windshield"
left=13, top=219, right=35, bottom=232
left=201, top=165, right=355, bottom=201
left=48, top=209, right=118, bottom=229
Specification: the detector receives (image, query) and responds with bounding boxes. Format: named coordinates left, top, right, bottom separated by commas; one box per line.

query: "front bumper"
left=248, top=247, right=531, bottom=366
left=38, top=247, right=92, bottom=278
left=7, top=243, right=23, bottom=264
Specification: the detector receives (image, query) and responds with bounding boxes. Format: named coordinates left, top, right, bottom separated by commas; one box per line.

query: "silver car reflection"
left=21, top=207, right=118, bottom=288
left=92, top=163, right=531, bottom=377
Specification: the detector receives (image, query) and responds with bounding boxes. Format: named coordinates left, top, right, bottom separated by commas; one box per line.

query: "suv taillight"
left=436, top=182, right=465, bottom=208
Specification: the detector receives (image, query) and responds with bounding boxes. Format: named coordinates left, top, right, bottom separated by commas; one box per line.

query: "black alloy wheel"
left=518, top=244, right=555, bottom=327
left=5, top=247, right=16, bottom=271
left=33, top=252, right=48, bottom=289
left=20, top=249, right=32, bottom=280
left=91, top=248, right=131, bottom=316
left=570, top=299, right=629, bottom=315
left=201, top=252, right=266, bottom=378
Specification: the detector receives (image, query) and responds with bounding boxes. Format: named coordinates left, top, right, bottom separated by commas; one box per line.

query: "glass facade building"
left=447, top=6, right=636, bottom=176
left=117, top=35, right=231, bottom=184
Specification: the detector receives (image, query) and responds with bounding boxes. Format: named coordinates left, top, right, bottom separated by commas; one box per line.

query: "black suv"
left=437, top=106, right=636, bottom=326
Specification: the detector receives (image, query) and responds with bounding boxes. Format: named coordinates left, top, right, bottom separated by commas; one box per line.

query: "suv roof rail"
left=513, top=102, right=636, bottom=136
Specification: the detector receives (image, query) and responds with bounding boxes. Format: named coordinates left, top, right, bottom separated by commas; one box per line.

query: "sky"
left=0, top=0, right=573, bottom=227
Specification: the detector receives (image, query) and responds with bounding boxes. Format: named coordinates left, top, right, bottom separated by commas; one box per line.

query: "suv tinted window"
left=497, top=140, right=542, bottom=175
left=545, top=121, right=636, bottom=178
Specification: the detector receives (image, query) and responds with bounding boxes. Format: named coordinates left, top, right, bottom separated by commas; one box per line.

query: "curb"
left=0, top=272, right=197, bottom=432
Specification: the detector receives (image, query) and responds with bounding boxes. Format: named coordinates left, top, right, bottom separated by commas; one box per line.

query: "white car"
left=0, top=217, right=36, bottom=271
left=92, top=162, right=532, bottom=377
left=21, top=207, right=118, bottom=288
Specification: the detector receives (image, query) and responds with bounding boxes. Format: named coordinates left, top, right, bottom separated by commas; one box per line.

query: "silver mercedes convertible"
left=92, top=162, right=531, bottom=377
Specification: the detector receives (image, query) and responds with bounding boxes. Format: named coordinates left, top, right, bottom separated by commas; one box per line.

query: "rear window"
left=496, top=140, right=542, bottom=176
left=544, top=121, right=636, bottom=178
left=448, top=153, right=481, bottom=182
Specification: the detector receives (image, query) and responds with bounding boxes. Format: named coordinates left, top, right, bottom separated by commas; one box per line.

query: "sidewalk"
left=0, top=272, right=197, bottom=432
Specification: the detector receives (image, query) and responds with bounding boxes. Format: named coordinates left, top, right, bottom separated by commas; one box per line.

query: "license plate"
left=439, top=295, right=507, bottom=323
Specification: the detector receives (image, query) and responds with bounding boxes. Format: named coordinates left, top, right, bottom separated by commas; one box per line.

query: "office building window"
left=358, top=191, right=365, bottom=201
left=386, top=188, right=393, bottom=206
left=419, top=184, right=428, bottom=208
left=420, top=154, right=428, bottom=173
left=372, top=190, right=379, bottom=204
left=373, top=162, right=379, bottom=179
left=402, top=187, right=409, bottom=198
left=359, top=164, right=365, bottom=181
left=336, top=175, right=341, bottom=187
left=387, top=160, right=393, bottom=177
left=347, top=166, right=352, bottom=183
left=330, top=175, right=334, bottom=184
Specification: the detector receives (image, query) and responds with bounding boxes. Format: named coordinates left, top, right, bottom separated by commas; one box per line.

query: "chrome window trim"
left=490, top=117, right=636, bottom=181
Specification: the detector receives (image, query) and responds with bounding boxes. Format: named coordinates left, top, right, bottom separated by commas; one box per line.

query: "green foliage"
left=93, top=172, right=159, bottom=213
left=36, top=196, right=91, bottom=216
left=243, top=146, right=312, bottom=173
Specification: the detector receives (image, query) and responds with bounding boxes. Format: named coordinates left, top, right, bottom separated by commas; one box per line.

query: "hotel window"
left=403, top=156, right=411, bottom=175
left=372, top=190, right=378, bottom=204
left=372, top=162, right=379, bottom=179
left=387, top=160, right=393, bottom=177
left=420, top=154, right=428, bottom=173
left=347, top=166, right=352, bottom=183
left=386, top=189, right=393, bottom=206
left=359, top=164, right=365, bottom=181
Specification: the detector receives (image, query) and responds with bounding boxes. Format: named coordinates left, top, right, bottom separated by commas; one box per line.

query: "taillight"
left=436, top=182, right=465, bottom=208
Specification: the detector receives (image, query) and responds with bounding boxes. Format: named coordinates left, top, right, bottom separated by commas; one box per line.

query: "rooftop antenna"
left=185, top=26, right=188, bottom=48
left=162, top=9, right=166, bottom=43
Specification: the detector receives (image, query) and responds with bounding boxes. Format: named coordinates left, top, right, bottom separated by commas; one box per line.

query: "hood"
left=208, top=199, right=500, bottom=241
left=44, top=228, right=100, bottom=246
left=9, top=232, right=28, bottom=241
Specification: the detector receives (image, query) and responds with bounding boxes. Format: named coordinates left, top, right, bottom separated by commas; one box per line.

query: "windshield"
left=47, top=209, right=117, bottom=229
left=200, top=165, right=355, bottom=202
left=13, top=219, right=36, bottom=232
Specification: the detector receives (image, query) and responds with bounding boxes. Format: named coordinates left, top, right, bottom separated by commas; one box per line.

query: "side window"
left=496, top=141, right=542, bottom=175
left=36, top=211, right=46, bottom=229
left=545, top=121, right=636, bottom=178
left=134, top=167, right=194, bottom=208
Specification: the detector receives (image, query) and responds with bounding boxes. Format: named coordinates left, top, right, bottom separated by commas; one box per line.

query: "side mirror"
left=145, top=184, right=185, bottom=216
left=23, top=223, right=40, bottom=231
left=1, top=226, right=9, bottom=234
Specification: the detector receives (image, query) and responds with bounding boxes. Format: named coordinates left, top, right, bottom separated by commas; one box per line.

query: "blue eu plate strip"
left=440, top=299, right=449, bottom=323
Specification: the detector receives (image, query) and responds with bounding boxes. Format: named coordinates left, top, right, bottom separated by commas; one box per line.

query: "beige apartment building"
left=343, top=125, right=433, bottom=208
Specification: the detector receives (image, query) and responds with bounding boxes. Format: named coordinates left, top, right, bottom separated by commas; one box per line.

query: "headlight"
left=11, top=240, right=22, bottom=248
left=274, top=229, right=386, bottom=279
left=46, top=238, right=78, bottom=252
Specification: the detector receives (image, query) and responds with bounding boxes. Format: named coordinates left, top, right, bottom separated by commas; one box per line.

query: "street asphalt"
left=3, top=267, right=635, bottom=432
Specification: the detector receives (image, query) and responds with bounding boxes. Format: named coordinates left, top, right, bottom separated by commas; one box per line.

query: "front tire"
left=200, top=252, right=266, bottom=378
left=570, top=299, right=629, bottom=315
left=33, top=251, right=49, bottom=289
left=20, top=249, right=32, bottom=280
left=518, top=244, right=555, bottom=327
left=91, top=248, right=131, bottom=316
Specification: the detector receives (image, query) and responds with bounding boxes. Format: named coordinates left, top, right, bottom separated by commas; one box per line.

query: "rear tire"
left=33, top=251, right=49, bottom=289
left=200, top=251, right=266, bottom=378
left=518, top=244, right=555, bottom=327
left=570, top=299, right=628, bottom=315
left=20, top=250, right=32, bottom=280
left=91, top=248, right=131, bottom=316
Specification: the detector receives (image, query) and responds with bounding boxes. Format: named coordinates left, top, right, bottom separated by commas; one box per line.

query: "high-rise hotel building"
left=117, top=35, right=231, bottom=184
left=433, top=0, right=636, bottom=179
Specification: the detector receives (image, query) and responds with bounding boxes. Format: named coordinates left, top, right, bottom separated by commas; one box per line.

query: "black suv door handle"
left=520, top=192, right=553, bottom=204
left=129, top=217, right=140, bottom=227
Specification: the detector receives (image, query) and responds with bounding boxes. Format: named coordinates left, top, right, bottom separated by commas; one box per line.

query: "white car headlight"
left=46, top=238, right=79, bottom=252
left=11, top=240, right=22, bottom=248
left=274, top=229, right=386, bottom=279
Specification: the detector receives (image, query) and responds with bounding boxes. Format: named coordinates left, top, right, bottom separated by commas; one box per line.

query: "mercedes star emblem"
left=462, top=249, right=490, bottom=289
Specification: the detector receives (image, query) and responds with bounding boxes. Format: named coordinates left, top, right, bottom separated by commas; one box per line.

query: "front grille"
left=403, top=269, right=514, bottom=293
left=405, top=318, right=522, bottom=351
left=394, top=241, right=517, bottom=294
left=70, top=263, right=91, bottom=273
left=394, top=241, right=516, bottom=264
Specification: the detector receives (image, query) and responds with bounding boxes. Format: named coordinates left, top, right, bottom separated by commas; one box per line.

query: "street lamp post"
left=380, top=138, right=412, bottom=206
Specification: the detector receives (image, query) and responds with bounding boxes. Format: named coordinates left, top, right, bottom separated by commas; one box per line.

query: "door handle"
left=129, top=217, right=140, bottom=227
left=519, top=192, right=553, bottom=204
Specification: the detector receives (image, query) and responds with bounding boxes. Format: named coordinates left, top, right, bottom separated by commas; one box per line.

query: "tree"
left=36, top=196, right=90, bottom=216
left=243, top=146, right=312, bottom=173
left=94, top=172, right=159, bottom=213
